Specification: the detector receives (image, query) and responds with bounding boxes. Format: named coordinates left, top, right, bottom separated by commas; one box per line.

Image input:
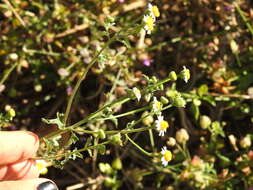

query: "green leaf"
left=117, top=38, right=131, bottom=49
left=197, top=84, right=209, bottom=97
left=42, top=112, right=65, bottom=129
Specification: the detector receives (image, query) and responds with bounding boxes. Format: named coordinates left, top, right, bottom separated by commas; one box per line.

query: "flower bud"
left=7, top=108, right=16, bottom=118
left=99, top=163, right=113, bottom=175
left=160, top=96, right=169, bottom=104
left=97, top=144, right=106, bottom=155
left=9, top=53, right=18, bottom=61
left=104, top=177, right=116, bottom=187
left=110, top=133, right=123, bottom=146
left=240, top=135, right=251, bottom=149
left=173, top=95, right=186, bottom=107
left=168, top=71, right=177, bottom=81
left=112, top=157, right=122, bottom=170
left=142, top=111, right=154, bottom=126
left=230, top=40, right=239, bottom=54
left=176, top=129, right=189, bottom=144
left=98, top=129, right=106, bottom=139
left=167, top=137, right=176, bottom=147
left=199, top=115, right=211, bottom=129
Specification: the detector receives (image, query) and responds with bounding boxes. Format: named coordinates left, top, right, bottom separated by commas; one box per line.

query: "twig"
left=2, top=0, right=26, bottom=27
left=209, top=92, right=253, bottom=100
left=55, top=23, right=89, bottom=38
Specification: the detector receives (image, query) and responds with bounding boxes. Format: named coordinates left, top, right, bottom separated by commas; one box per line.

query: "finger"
left=0, top=131, right=39, bottom=165
left=0, top=178, right=58, bottom=190
left=0, top=159, right=39, bottom=181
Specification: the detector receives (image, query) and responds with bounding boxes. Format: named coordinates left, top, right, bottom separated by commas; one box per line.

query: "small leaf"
left=42, top=112, right=65, bottom=129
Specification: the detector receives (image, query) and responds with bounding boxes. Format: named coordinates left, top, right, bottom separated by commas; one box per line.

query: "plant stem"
left=73, top=125, right=155, bottom=135
left=125, top=134, right=153, bottom=157
left=63, top=35, right=117, bottom=126
left=0, top=62, right=19, bottom=85
left=35, top=140, right=111, bottom=160
left=234, top=3, right=253, bottom=36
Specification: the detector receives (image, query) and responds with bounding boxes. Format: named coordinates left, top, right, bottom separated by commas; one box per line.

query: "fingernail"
left=37, top=181, right=58, bottom=190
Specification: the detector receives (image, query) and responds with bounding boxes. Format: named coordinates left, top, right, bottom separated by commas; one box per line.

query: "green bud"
left=141, top=111, right=154, bottom=126
left=169, top=71, right=177, bottom=81
left=193, top=99, right=201, bottom=106
left=199, top=115, right=211, bottom=129
left=8, top=108, right=16, bottom=118
left=160, top=96, right=169, bottom=104
left=240, top=135, right=251, bottom=149
left=173, top=95, right=186, bottom=107
left=98, top=129, right=106, bottom=139
left=151, top=76, right=158, bottom=83
left=99, top=163, right=113, bottom=175
left=97, top=144, right=106, bottom=155
left=176, top=129, right=189, bottom=144
left=112, top=157, right=122, bottom=170
left=110, top=133, right=123, bottom=146
left=144, top=93, right=152, bottom=102
left=104, top=177, right=116, bottom=187
left=34, top=84, right=42, bottom=92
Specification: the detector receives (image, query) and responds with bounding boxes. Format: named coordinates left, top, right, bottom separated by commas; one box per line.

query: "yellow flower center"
left=152, top=6, right=160, bottom=17
left=164, top=150, right=172, bottom=162
left=160, top=120, right=169, bottom=130
left=145, top=16, right=154, bottom=31
left=36, top=161, right=48, bottom=175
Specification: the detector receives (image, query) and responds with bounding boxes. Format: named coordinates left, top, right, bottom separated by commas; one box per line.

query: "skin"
left=0, top=131, right=55, bottom=190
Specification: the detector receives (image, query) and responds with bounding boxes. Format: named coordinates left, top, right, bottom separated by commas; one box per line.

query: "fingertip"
left=0, top=131, right=39, bottom=165
left=0, top=178, right=58, bottom=190
left=0, top=159, right=39, bottom=181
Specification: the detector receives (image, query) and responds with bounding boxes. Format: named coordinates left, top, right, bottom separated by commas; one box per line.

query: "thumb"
left=0, top=178, right=58, bottom=190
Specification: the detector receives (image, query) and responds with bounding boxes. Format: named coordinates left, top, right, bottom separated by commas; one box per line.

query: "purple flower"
left=143, top=59, right=151, bottom=67
left=248, top=187, right=253, bottom=190
left=67, top=87, right=73, bottom=95
left=224, top=5, right=233, bottom=11
left=118, top=0, right=125, bottom=3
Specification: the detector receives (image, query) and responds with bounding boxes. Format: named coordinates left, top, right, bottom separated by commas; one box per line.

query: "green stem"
left=235, top=53, right=241, bottom=67
left=148, top=128, right=155, bottom=150
left=35, top=140, right=111, bottom=160
left=234, top=3, right=253, bottom=36
left=63, top=35, right=117, bottom=126
left=73, top=125, right=155, bottom=135
left=0, top=62, right=19, bottom=85
left=23, top=47, right=61, bottom=57
left=125, top=134, right=153, bottom=157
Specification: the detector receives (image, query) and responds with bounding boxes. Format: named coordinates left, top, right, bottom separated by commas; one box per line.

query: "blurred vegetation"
left=1, top=0, right=253, bottom=189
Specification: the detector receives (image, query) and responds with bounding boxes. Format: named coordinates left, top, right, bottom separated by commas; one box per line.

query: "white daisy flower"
left=143, top=14, right=155, bottom=34
left=155, top=115, right=169, bottom=136
left=161, top=146, right=172, bottom=166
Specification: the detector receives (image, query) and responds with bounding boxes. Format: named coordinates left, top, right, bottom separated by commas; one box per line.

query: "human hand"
left=0, top=131, right=58, bottom=190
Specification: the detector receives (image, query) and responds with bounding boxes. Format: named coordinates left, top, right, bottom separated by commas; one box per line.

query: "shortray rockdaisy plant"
left=155, top=115, right=169, bottom=136
left=161, top=146, right=172, bottom=167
